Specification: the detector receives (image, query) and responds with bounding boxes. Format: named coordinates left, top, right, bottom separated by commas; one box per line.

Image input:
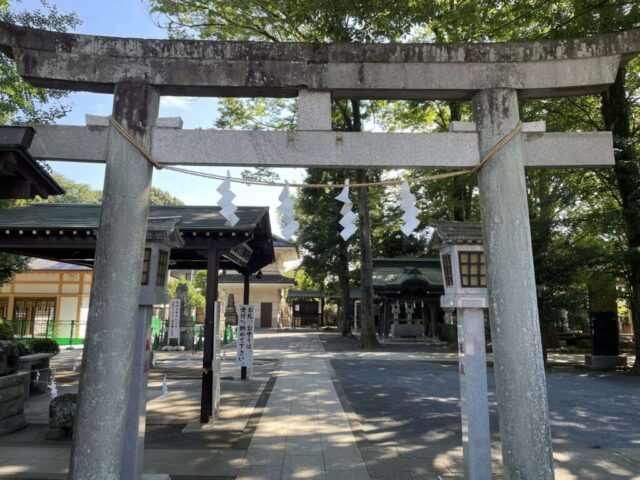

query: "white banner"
left=168, top=299, right=181, bottom=342
left=236, top=305, right=255, bottom=368
left=212, top=301, right=221, bottom=416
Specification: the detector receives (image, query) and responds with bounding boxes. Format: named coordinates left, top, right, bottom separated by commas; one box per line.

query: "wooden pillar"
left=243, top=274, right=250, bottom=304
left=200, top=248, right=220, bottom=423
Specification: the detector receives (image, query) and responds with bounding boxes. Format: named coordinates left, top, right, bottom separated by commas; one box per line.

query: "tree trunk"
left=600, top=66, right=640, bottom=374
left=338, top=239, right=352, bottom=336
left=346, top=100, right=381, bottom=349
left=355, top=168, right=381, bottom=349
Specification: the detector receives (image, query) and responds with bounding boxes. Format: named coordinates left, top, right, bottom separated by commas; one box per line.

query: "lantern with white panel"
left=428, top=221, right=491, bottom=480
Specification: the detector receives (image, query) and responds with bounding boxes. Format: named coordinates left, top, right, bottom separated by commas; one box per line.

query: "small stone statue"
left=391, top=301, right=400, bottom=321
left=405, top=302, right=415, bottom=322
left=224, top=294, right=239, bottom=326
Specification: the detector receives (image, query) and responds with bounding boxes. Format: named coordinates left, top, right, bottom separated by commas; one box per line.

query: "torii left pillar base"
left=70, top=81, right=159, bottom=480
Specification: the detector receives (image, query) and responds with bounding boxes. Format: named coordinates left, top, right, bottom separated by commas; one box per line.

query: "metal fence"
left=12, top=318, right=86, bottom=345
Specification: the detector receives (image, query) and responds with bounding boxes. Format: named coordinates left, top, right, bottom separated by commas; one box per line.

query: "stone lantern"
left=429, top=221, right=491, bottom=480
left=122, top=216, right=184, bottom=479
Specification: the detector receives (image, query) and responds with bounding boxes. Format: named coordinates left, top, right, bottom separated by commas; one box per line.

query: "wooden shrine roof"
left=0, top=127, right=64, bottom=200
left=0, top=204, right=275, bottom=273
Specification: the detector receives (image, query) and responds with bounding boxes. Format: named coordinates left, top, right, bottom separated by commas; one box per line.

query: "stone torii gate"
left=2, top=22, right=639, bottom=480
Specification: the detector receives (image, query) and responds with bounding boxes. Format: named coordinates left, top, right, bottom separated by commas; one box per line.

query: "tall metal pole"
left=200, top=248, right=220, bottom=423
left=70, top=81, right=159, bottom=480
left=473, top=88, right=555, bottom=479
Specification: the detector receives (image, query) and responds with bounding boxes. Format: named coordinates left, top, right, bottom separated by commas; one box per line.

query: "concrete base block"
left=0, top=371, right=29, bottom=437
left=390, top=322, right=424, bottom=338
left=585, top=354, right=627, bottom=370
left=0, top=411, right=26, bottom=436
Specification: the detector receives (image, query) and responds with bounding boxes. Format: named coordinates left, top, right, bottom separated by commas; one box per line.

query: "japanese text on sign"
left=168, top=299, right=181, bottom=342
left=236, top=305, right=255, bottom=368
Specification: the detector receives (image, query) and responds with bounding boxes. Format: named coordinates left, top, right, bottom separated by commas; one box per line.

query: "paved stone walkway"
left=0, top=331, right=638, bottom=479
left=238, top=334, right=369, bottom=480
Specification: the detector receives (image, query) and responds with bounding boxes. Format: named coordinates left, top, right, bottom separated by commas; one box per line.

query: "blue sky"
left=17, top=0, right=305, bottom=235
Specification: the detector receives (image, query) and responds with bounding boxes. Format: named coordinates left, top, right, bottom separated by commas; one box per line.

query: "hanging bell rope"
left=108, top=116, right=523, bottom=189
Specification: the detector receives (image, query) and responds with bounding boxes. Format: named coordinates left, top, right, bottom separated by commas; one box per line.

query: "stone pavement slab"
left=241, top=333, right=370, bottom=480
left=1, top=331, right=638, bottom=480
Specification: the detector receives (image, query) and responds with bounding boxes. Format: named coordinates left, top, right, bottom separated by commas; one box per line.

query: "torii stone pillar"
left=474, top=88, right=554, bottom=479
left=70, top=81, right=159, bottom=480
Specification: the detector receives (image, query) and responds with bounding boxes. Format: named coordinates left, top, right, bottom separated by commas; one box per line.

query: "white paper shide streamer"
left=217, top=171, right=239, bottom=227
left=50, top=376, right=58, bottom=399
left=335, top=179, right=357, bottom=241
left=277, top=183, right=299, bottom=240
left=399, top=180, right=420, bottom=236
left=161, top=373, right=169, bottom=398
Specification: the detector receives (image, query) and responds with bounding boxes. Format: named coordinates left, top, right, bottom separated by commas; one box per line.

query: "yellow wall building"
left=0, top=259, right=92, bottom=344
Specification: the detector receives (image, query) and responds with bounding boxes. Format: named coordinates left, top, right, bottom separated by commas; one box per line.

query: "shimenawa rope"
left=108, top=115, right=523, bottom=189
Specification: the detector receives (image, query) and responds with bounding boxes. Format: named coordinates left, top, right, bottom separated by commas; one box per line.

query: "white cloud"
left=160, top=96, right=197, bottom=110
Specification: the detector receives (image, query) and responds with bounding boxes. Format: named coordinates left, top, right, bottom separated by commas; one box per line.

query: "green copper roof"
left=372, top=258, right=443, bottom=288
left=0, top=204, right=269, bottom=231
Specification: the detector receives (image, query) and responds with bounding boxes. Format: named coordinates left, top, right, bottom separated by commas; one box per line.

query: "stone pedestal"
left=585, top=354, right=627, bottom=370
left=19, top=353, right=53, bottom=396
left=0, top=371, right=29, bottom=436
left=390, top=322, right=423, bottom=337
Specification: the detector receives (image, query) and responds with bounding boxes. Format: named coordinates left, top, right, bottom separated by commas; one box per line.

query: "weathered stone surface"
left=0, top=383, right=22, bottom=404
left=1, top=23, right=639, bottom=99
left=19, top=353, right=53, bottom=395
left=474, top=88, right=555, bottom=479
left=28, top=125, right=615, bottom=169
left=49, top=393, right=77, bottom=434
left=0, top=370, right=27, bottom=389
left=70, top=81, right=159, bottom=480
left=85, top=114, right=183, bottom=129
left=0, top=411, right=26, bottom=437
left=0, top=341, right=19, bottom=376
left=0, top=371, right=28, bottom=437
left=224, top=294, right=239, bottom=326
left=0, top=398, right=24, bottom=420
left=297, top=91, right=332, bottom=130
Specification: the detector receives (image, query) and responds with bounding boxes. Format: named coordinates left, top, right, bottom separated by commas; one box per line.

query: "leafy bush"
left=29, top=338, right=60, bottom=355
left=0, top=318, right=14, bottom=341
left=16, top=341, right=33, bottom=356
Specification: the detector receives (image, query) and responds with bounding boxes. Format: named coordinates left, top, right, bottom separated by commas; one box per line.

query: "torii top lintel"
left=1, top=22, right=639, bottom=100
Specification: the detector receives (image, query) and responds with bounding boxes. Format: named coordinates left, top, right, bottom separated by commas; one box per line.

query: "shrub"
left=29, top=338, right=60, bottom=355
left=0, top=318, right=14, bottom=341
left=16, top=341, right=33, bottom=356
